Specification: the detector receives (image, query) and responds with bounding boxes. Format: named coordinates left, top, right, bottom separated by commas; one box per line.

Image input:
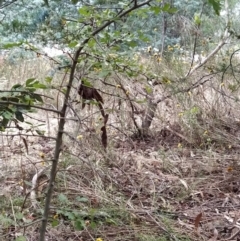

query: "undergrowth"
left=0, top=50, right=240, bottom=240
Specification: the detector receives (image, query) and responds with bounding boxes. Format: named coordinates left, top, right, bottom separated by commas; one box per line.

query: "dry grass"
left=0, top=51, right=240, bottom=241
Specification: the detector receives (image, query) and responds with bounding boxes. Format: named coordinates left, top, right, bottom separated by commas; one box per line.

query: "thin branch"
left=185, top=27, right=230, bottom=78
left=0, top=0, right=18, bottom=9
left=155, top=73, right=216, bottom=104
left=0, top=133, right=56, bottom=140
left=186, top=2, right=205, bottom=76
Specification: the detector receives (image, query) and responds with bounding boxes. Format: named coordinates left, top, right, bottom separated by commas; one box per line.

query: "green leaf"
left=32, top=83, right=47, bottom=89
left=162, top=3, right=171, bottom=11
left=15, top=213, right=24, bottom=220
left=194, top=14, right=201, bottom=26
left=90, top=221, right=97, bottom=229
left=74, top=219, right=85, bottom=230
left=24, top=95, right=31, bottom=101
left=150, top=6, right=162, bottom=14
left=35, top=130, right=45, bottom=136
left=127, top=40, right=137, bottom=48
left=16, top=236, right=26, bottom=241
left=15, top=111, right=24, bottom=122
left=58, top=193, right=68, bottom=204
left=76, top=196, right=89, bottom=203
left=3, top=111, right=13, bottom=120
left=45, top=77, right=53, bottom=83
left=68, top=41, right=78, bottom=48
left=33, top=94, right=43, bottom=103
left=208, top=0, right=221, bottom=15
left=0, top=118, right=9, bottom=130
left=82, top=79, right=93, bottom=87
left=145, top=85, right=153, bottom=94
left=51, top=219, right=59, bottom=227
left=43, top=0, right=49, bottom=7
left=71, top=0, right=79, bottom=4
left=11, top=84, right=22, bottom=90
left=88, top=38, right=96, bottom=48
left=3, top=42, right=22, bottom=49
left=25, top=78, right=36, bottom=87
left=65, top=212, right=75, bottom=220
left=161, top=3, right=177, bottom=13
left=62, top=88, right=67, bottom=94
left=99, top=70, right=111, bottom=78
left=78, top=6, right=90, bottom=16
left=8, top=105, right=17, bottom=112
left=167, top=7, right=177, bottom=14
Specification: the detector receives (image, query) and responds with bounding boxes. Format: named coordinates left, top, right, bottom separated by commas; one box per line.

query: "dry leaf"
left=194, top=212, right=202, bottom=234
left=179, top=178, right=188, bottom=190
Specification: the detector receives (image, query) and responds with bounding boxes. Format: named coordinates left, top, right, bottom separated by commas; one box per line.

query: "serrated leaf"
left=66, top=212, right=75, bottom=220
left=75, top=219, right=85, bottom=230
left=58, top=193, right=68, bottom=204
